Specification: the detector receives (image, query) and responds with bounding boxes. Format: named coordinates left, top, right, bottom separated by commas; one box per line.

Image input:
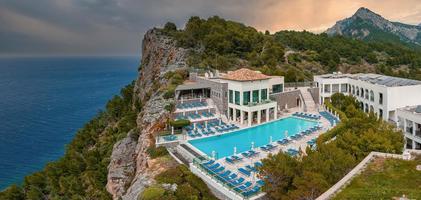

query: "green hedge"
left=324, top=101, right=348, bottom=121
left=169, top=119, right=191, bottom=128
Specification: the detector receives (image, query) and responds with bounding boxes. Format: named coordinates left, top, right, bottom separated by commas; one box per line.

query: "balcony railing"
left=245, top=99, right=275, bottom=107
left=406, top=127, right=413, bottom=134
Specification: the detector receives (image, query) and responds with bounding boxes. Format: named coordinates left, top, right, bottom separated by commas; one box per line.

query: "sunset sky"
left=1, top=0, right=421, bottom=56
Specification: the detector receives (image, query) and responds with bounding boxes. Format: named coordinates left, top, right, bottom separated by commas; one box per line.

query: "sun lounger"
left=232, top=155, right=242, bottom=161
left=254, top=161, right=263, bottom=167
left=202, top=160, right=214, bottom=166
left=229, top=177, right=245, bottom=187
left=245, top=165, right=257, bottom=172
left=238, top=168, right=251, bottom=176
left=242, top=185, right=261, bottom=197
left=225, top=157, right=235, bottom=164
left=235, top=181, right=252, bottom=192
left=256, top=180, right=264, bottom=186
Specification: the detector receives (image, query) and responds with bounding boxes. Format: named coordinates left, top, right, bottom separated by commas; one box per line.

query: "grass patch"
left=333, top=157, right=421, bottom=199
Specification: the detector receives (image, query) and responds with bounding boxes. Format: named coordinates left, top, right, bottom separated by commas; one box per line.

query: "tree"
left=259, top=153, right=299, bottom=199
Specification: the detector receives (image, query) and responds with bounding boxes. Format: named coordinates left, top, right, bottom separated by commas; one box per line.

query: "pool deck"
left=185, top=110, right=332, bottom=193
left=216, top=114, right=330, bottom=179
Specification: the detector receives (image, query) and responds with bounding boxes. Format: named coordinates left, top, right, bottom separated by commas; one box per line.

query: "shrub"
left=169, top=119, right=191, bottom=128
left=175, top=183, right=200, bottom=200
left=147, top=146, right=169, bottom=159
left=140, top=186, right=166, bottom=200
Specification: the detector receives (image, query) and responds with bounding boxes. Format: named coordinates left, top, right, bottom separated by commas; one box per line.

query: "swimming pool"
left=188, top=117, right=318, bottom=159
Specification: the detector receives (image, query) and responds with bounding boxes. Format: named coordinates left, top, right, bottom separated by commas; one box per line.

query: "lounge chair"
left=235, top=181, right=252, bottom=192
left=229, top=177, right=245, bottom=187
left=254, top=161, right=263, bottom=167
left=238, top=168, right=251, bottom=176
left=245, top=165, right=257, bottom=172
left=242, top=185, right=261, bottom=197
left=232, top=155, right=242, bottom=161
left=225, top=157, right=235, bottom=164
left=202, top=160, right=214, bottom=166
left=256, top=180, right=264, bottom=186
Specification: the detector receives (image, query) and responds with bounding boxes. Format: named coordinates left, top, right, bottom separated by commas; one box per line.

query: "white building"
left=396, top=106, right=421, bottom=150
left=220, top=68, right=284, bottom=126
left=314, top=73, right=421, bottom=122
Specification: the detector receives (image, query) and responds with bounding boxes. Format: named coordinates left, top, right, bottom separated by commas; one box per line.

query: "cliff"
left=106, top=28, right=189, bottom=200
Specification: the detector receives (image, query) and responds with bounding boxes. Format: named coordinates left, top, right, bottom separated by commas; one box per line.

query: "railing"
left=156, top=133, right=184, bottom=144
left=284, top=81, right=315, bottom=88
left=245, top=99, right=275, bottom=107
left=192, top=158, right=262, bottom=200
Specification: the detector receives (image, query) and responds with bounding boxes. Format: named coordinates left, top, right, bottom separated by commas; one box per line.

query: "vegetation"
left=169, top=119, right=191, bottom=128
left=141, top=165, right=217, bottom=200
left=147, top=146, right=169, bottom=159
left=161, top=69, right=188, bottom=99
left=0, top=82, right=139, bottom=200
left=333, top=156, right=421, bottom=199
left=258, top=93, right=404, bottom=200
left=161, top=16, right=421, bottom=81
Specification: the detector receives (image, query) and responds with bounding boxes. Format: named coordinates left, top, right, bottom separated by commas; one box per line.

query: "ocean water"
left=189, top=117, right=318, bottom=158
left=0, top=56, right=138, bottom=190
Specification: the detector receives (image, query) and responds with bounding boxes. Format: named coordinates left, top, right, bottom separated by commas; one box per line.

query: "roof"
left=221, top=68, right=270, bottom=81
left=317, top=73, right=421, bottom=87
left=175, top=81, right=211, bottom=91
left=351, top=74, right=421, bottom=87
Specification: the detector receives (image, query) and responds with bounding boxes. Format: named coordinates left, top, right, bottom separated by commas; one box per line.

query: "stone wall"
left=308, top=87, right=320, bottom=105
left=271, top=90, right=302, bottom=109
left=196, top=77, right=228, bottom=116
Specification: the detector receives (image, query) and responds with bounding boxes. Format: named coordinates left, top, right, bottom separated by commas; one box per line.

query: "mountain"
left=326, top=7, right=421, bottom=46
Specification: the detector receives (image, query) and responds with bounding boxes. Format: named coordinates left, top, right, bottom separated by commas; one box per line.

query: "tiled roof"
left=221, top=68, right=270, bottom=81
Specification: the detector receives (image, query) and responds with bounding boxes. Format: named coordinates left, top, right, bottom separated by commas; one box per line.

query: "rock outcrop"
left=106, top=28, right=189, bottom=200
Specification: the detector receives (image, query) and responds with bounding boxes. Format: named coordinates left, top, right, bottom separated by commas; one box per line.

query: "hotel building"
left=314, top=73, right=421, bottom=122
left=175, top=68, right=285, bottom=127
left=396, top=106, right=421, bottom=150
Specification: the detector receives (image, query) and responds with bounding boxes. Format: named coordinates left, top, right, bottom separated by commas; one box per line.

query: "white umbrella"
left=233, top=146, right=237, bottom=155
left=219, top=118, right=222, bottom=125
left=284, top=130, right=288, bottom=138
left=212, top=150, right=216, bottom=160
left=251, top=141, right=255, bottom=150
left=205, top=121, right=208, bottom=129
left=171, top=126, right=174, bottom=135
left=269, top=136, right=273, bottom=143
left=285, top=104, right=288, bottom=110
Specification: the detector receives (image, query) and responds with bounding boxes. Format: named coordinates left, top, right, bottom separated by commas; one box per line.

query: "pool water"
left=189, top=117, right=318, bottom=159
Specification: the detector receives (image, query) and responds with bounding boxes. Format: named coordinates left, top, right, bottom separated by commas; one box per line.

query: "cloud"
left=1, top=0, right=421, bottom=55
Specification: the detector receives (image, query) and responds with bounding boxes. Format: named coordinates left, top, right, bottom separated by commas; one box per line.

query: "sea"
left=0, top=56, right=139, bottom=190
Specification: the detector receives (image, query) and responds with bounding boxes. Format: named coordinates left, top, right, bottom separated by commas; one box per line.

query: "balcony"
left=245, top=99, right=275, bottom=107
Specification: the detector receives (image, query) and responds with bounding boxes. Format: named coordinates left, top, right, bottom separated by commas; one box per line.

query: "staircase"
left=299, top=87, right=316, bottom=112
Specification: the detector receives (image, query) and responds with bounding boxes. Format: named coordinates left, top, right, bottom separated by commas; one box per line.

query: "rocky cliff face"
left=326, top=7, right=421, bottom=46
left=106, top=28, right=189, bottom=200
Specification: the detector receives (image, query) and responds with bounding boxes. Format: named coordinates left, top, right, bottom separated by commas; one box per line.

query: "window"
left=379, top=93, right=383, bottom=105
left=243, top=91, right=250, bottom=105
left=379, top=109, right=383, bottom=118
left=365, top=103, right=369, bottom=113
left=272, top=84, right=283, bottom=93
left=370, top=105, right=374, bottom=112
left=370, top=90, right=374, bottom=102
left=229, top=90, right=233, bottom=103
left=324, top=84, right=331, bottom=93
left=361, top=88, right=364, bottom=98
left=261, top=89, right=268, bottom=100
left=332, top=84, right=340, bottom=93
left=356, top=87, right=359, bottom=96
left=252, top=90, right=259, bottom=103
left=341, top=84, right=348, bottom=93
left=235, top=91, right=240, bottom=105
left=365, top=89, right=369, bottom=99
left=352, top=85, right=355, bottom=95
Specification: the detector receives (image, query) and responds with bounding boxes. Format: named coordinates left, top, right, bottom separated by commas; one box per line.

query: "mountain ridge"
left=326, top=7, right=421, bottom=46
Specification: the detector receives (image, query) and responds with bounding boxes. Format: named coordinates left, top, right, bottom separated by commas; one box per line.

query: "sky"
left=1, top=0, right=421, bottom=56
